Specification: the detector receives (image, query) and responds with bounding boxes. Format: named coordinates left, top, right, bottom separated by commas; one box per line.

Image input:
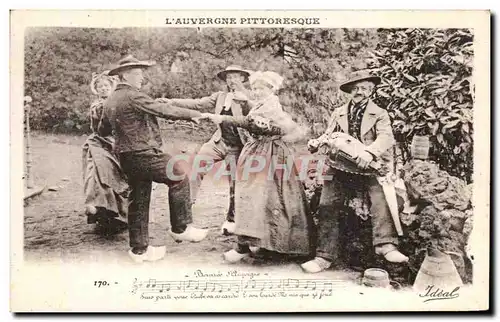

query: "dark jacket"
left=99, top=83, right=201, bottom=153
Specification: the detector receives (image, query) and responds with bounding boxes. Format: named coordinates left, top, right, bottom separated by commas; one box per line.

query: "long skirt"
left=82, top=133, right=129, bottom=223
left=234, top=137, right=314, bottom=256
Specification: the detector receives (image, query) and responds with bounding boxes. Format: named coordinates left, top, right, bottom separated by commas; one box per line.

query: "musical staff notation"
left=131, top=277, right=345, bottom=295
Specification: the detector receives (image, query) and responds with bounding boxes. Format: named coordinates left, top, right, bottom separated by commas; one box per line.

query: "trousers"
left=191, top=139, right=242, bottom=222
left=316, top=167, right=398, bottom=262
left=119, top=148, right=193, bottom=249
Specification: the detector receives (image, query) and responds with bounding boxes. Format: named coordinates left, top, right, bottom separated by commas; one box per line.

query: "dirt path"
left=23, top=131, right=359, bottom=282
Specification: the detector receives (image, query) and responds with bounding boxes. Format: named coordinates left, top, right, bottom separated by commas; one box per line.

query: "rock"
left=441, top=209, right=467, bottom=232
left=465, top=183, right=473, bottom=204
left=400, top=211, right=419, bottom=227
left=420, top=205, right=439, bottom=222
left=445, top=209, right=467, bottom=219
left=432, top=176, right=470, bottom=210
left=462, top=213, right=474, bottom=240
left=440, top=210, right=452, bottom=220
left=449, top=217, right=465, bottom=232
left=402, top=161, right=447, bottom=200
left=437, top=231, right=466, bottom=255
left=48, top=186, right=60, bottom=191
left=402, top=160, right=470, bottom=210
left=61, top=177, right=70, bottom=182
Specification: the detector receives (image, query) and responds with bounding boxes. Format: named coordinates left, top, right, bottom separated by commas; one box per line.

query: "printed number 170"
left=94, top=281, right=108, bottom=287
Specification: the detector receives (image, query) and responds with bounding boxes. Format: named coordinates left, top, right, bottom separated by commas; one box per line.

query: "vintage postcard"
left=10, top=10, right=490, bottom=312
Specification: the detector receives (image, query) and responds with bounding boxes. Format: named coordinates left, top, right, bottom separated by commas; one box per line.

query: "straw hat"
left=217, top=65, right=250, bottom=81
left=108, top=55, right=156, bottom=76
left=339, top=70, right=381, bottom=93
left=249, top=71, right=284, bottom=90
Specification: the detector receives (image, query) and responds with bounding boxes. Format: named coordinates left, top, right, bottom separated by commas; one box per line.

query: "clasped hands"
left=192, top=113, right=271, bottom=128
left=154, top=97, right=226, bottom=124
left=157, top=89, right=249, bottom=104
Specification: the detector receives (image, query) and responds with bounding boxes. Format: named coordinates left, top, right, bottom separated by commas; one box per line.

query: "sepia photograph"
left=10, top=10, right=490, bottom=312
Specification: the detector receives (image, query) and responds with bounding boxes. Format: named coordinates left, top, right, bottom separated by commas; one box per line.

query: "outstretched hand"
left=192, top=113, right=210, bottom=124
left=155, top=97, right=171, bottom=104
left=192, top=113, right=225, bottom=124
left=191, top=116, right=202, bottom=124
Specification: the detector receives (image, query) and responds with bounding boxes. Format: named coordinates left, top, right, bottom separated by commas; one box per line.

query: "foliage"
left=24, top=27, right=378, bottom=135
left=24, top=27, right=200, bottom=133
left=24, top=27, right=475, bottom=182
left=367, top=28, right=474, bottom=182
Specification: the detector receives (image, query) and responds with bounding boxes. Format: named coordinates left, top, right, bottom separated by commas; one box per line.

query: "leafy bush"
left=24, top=27, right=475, bottom=183
left=367, top=28, right=474, bottom=182
left=24, top=27, right=378, bottom=135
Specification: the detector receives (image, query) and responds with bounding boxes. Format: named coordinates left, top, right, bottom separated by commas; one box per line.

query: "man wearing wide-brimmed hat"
left=301, top=70, right=409, bottom=273
left=99, top=55, right=209, bottom=263
left=159, top=64, right=252, bottom=236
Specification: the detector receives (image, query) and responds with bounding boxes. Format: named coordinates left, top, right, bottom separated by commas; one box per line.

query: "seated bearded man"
left=301, top=70, right=409, bottom=274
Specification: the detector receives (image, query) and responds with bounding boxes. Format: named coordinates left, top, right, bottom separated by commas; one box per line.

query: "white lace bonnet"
left=249, top=71, right=284, bottom=91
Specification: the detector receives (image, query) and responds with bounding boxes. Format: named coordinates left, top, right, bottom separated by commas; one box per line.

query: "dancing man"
left=161, top=65, right=252, bottom=235
left=99, top=55, right=209, bottom=263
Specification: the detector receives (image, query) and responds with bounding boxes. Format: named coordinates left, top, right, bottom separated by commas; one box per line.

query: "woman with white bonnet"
left=82, top=70, right=129, bottom=234
left=202, top=70, right=315, bottom=264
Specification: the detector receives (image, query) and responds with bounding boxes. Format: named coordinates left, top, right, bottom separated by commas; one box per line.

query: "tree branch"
left=191, top=48, right=223, bottom=59
left=236, top=34, right=281, bottom=52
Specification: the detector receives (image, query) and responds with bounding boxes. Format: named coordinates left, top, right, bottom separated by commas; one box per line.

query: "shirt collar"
left=349, top=98, right=369, bottom=113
